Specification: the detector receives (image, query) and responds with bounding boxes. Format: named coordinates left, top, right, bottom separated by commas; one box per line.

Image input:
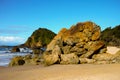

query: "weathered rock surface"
left=43, top=45, right=61, bottom=65
left=60, top=53, right=79, bottom=64
left=9, top=56, right=25, bottom=66
left=9, top=54, right=43, bottom=66
left=43, top=21, right=120, bottom=65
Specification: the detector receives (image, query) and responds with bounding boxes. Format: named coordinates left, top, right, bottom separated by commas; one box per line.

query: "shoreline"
left=1, top=46, right=120, bottom=80
left=0, top=46, right=119, bottom=67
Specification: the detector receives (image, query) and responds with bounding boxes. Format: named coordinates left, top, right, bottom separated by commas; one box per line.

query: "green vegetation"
left=101, top=25, right=120, bottom=46
left=25, top=28, right=56, bottom=48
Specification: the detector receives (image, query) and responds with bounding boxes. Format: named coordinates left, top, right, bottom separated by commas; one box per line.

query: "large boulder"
left=60, top=53, right=79, bottom=64
left=92, top=53, right=114, bottom=61
left=43, top=21, right=115, bottom=65
left=43, top=45, right=61, bottom=65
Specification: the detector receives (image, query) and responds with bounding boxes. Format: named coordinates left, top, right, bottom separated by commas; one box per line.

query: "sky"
left=0, top=0, right=120, bottom=46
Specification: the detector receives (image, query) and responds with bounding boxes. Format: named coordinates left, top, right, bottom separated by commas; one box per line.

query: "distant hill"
left=0, top=45, right=14, bottom=48
left=101, top=25, right=120, bottom=46
left=24, top=28, right=56, bottom=48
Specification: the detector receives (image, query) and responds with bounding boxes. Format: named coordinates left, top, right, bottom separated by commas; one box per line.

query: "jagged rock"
left=30, top=54, right=41, bottom=65
left=76, top=42, right=85, bottom=48
left=80, top=51, right=94, bottom=58
left=46, top=28, right=67, bottom=51
left=23, top=54, right=32, bottom=64
left=43, top=21, right=111, bottom=65
left=84, top=41, right=104, bottom=51
left=43, top=45, right=61, bottom=65
left=62, top=46, right=71, bottom=54
left=99, top=48, right=107, bottom=54
left=91, top=26, right=101, bottom=40
left=79, top=58, right=95, bottom=64
left=9, top=56, right=25, bottom=66
left=60, top=53, right=79, bottom=64
left=11, top=46, right=20, bottom=52
left=70, top=46, right=86, bottom=56
left=92, top=53, right=114, bottom=61
left=9, top=54, right=43, bottom=66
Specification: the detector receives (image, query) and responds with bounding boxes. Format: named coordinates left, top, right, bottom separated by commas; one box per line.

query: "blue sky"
left=0, top=0, right=120, bottom=45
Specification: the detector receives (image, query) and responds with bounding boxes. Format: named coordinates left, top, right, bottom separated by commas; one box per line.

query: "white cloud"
left=0, top=36, right=25, bottom=45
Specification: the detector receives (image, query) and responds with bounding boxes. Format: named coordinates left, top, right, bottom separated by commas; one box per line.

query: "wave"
left=0, top=62, right=9, bottom=66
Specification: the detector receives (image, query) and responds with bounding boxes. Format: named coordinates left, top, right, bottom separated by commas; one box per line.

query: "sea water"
left=0, top=48, right=30, bottom=67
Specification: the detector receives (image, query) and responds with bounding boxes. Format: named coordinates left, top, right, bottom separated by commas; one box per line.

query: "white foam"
left=0, top=62, right=9, bottom=66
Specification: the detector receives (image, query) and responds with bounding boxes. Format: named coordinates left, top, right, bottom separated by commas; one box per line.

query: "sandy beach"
left=0, top=46, right=120, bottom=80
left=1, top=64, right=120, bottom=80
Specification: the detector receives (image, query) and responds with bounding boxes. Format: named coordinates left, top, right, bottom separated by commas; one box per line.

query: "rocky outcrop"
left=11, top=46, right=20, bottom=52
left=9, top=56, right=25, bottom=66
left=43, top=45, right=61, bottom=65
left=9, top=54, right=42, bottom=66
left=43, top=21, right=118, bottom=65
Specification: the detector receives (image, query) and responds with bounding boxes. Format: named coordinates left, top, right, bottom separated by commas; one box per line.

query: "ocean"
left=0, top=48, right=30, bottom=67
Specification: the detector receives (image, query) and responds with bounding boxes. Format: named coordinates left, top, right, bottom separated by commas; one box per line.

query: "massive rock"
left=43, top=21, right=120, bottom=65
left=43, top=45, right=61, bottom=65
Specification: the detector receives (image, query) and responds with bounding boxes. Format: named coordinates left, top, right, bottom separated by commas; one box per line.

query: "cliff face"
left=24, top=28, right=56, bottom=48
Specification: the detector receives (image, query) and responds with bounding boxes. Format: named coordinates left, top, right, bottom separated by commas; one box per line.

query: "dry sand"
left=0, top=46, right=120, bottom=80
left=1, top=64, right=120, bottom=80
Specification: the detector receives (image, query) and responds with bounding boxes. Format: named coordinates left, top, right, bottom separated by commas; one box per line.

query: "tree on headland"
left=24, top=28, right=56, bottom=49
left=101, top=25, right=120, bottom=46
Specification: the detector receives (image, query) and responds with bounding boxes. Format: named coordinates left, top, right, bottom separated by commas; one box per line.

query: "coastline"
left=0, top=46, right=120, bottom=80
